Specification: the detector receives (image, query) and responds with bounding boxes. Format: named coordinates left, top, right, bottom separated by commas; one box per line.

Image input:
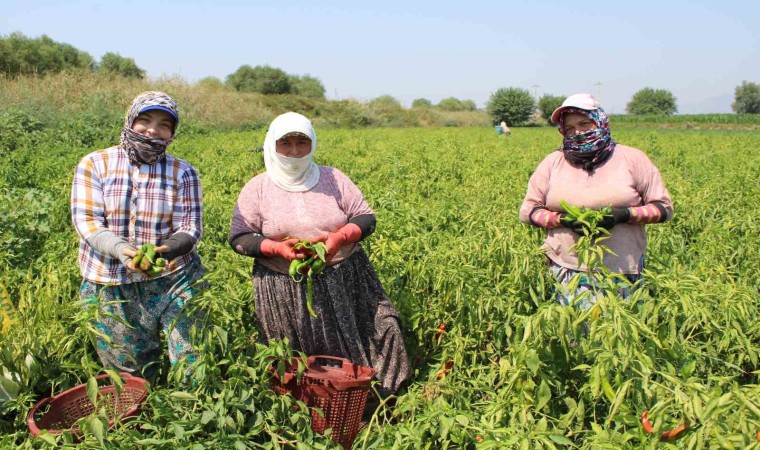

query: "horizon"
left=2, top=0, right=758, bottom=114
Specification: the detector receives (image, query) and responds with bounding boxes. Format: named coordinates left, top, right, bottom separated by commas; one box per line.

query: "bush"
left=626, top=88, right=677, bottom=115
left=537, top=94, right=565, bottom=124
left=731, top=81, right=760, bottom=114
left=226, top=65, right=291, bottom=95
left=411, top=98, right=432, bottom=109
left=0, top=32, right=94, bottom=76
left=436, top=97, right=476, bottom=111
left=487, top=87, right=535, bottom=126
left=97, top=52, right=145, bottom=79
left=289, top=75, right=326, bottom=99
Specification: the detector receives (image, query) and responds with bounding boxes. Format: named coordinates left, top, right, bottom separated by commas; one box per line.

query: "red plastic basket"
left=271, top=355, right=376, bottom=449
left=27, top=372, right=149, bottom=439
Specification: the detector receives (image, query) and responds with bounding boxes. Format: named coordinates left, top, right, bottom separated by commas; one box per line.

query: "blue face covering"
left=558, top=107, right=616, bottom=172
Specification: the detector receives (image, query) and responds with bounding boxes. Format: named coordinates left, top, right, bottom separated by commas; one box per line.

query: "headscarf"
left=263, top=112, right=320, bottom=192
left=557, top=106, right=616, bottom=172
left=119, top=91, right=179, bottom=165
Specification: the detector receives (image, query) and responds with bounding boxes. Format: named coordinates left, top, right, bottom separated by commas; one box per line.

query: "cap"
left=550, top=93, right=600, bottom=124
left=138, top=105, right=179, bottom=124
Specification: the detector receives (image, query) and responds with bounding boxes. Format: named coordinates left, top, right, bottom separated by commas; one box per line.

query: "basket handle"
left=307, top=355, right=349, bottom=369
left=27, top=397, right=53, bottom=436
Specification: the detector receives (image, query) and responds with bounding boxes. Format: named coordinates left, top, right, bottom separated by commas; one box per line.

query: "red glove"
left=260, top=238, right=304, bottom=261
left=324, top=223, right=362, bottom=257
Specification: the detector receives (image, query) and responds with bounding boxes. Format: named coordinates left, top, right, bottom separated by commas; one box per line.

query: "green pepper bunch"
left=131, top=243, right=167, bottom=277
left=288, top=241, right=328, bottom=318
left=560, top=200, right=612, bottom=233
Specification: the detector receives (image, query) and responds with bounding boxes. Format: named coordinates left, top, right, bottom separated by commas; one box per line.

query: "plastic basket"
left=495, top=125, right=503, bottom=135
left=27, top=372, right=149, bottom=439
left=271, top=355, right=376, bottom=449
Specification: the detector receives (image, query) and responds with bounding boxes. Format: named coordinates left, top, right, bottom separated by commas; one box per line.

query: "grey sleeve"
left=87, top=230, right=133, bottom=266
left=160, top=232, right=196, bottom=260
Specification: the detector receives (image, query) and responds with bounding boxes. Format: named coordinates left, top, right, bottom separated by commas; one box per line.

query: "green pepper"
left=139, top=243, right=156, bottom=271
left=132, top=249, right=144, bottom=267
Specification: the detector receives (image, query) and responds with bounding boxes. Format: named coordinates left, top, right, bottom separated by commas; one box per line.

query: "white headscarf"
left=263, top=112, right=320, bottom=192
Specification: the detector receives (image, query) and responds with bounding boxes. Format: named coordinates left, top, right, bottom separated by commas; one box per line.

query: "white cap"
left=551, top=93, right=601, bottom=124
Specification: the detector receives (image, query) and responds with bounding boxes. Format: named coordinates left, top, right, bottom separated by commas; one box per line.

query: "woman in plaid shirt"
left=71, top=91, right=207, bottom=380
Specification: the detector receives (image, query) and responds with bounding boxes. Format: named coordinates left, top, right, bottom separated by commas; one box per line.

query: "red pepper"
left=641, top=410, right=653, bottom=434
left=434, top=323, right=446, bottom=343
left=660, top=420, right=689, bottom=442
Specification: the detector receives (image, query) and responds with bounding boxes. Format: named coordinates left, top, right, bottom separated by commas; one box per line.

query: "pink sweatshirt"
left=230, top=166, right=373, bottom=273
left=519, top=145, right=673, bottom=274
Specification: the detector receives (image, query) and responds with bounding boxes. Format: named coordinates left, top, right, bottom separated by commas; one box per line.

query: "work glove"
left=260, top=238, right=305, bottom=261
left=597, top=207, right=631, bottom=230
left=559, top=214, right=587, bottom=235
left=323, top=223, right=363, bottom=257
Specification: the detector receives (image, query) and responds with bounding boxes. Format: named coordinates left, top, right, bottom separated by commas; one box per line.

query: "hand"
left=323, top=232, right=348, bottom=257
left=322, top=223, right=363, bottom=257
left=559, top=214, right=587, bottom=235
left=122, top=247, right=148, bottom=275
left=260, top=238, right=306, bottom=261
left=597, top=207, right=631, bottom=230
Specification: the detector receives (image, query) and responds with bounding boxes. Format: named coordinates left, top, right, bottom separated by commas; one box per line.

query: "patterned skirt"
left=253, top=247, right=410, bottom=396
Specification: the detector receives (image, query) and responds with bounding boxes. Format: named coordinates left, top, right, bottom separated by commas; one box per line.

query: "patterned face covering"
left=119, top=91, right=179, bottom=165
left=558, top=107, right=616, bottom=172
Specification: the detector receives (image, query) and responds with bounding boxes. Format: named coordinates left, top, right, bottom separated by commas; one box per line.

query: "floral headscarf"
left=557, top=106, right=616, bottom=172
left=119, top=91, right=179, bottom=165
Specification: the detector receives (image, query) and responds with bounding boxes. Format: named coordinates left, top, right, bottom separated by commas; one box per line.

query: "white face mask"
left=263, top=112, right=320, bottom=192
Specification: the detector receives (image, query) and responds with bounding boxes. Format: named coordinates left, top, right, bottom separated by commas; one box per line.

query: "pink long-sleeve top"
left=519, top=144, right=673, bottom=274
left=230, top=166, right=373, bottom=274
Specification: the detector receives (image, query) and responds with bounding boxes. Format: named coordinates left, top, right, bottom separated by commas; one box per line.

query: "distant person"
left=500, top=120, right=511, bottom=138
left=71, top=91, right=208, bottom=380
left=519, top=93, right=673, bottom=306
left=229, top=112, right=410, bottom=397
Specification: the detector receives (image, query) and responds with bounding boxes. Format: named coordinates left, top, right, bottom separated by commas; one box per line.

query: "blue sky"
left=2, top=0, right=758, bottom=113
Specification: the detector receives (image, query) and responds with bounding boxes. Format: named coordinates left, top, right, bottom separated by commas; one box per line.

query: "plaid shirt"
left=71, top=146, right=203, bottom=284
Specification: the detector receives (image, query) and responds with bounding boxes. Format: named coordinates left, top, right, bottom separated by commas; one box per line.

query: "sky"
left=2, top=0, right=758, bottom=114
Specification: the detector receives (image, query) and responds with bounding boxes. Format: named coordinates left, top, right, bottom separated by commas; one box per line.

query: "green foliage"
left=731, top=80, right=760, bottom=114
left=225, top=65, right=291, bottom=94
left=289, top=74, right=326, bottom=99
left=0, top=108, right=45, bottom=152
left=487, top=87, right=535, bottom=125
left=196, top=76, right=225, bottom=90
left=0, top=124, right=759, bottom=447
left=97, top=52, right=145, bottom=79
left=537, top=94, right=565, bottom=124
left=0, top=32, right=94, bottom=76
left=626, top=88, right=678, bottom=115
left=436, top=97, right=476, bottom=111
left=411, top=98, right=432, bottom=108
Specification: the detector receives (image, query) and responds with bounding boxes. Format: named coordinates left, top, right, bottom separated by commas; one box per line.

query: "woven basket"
left=27, top=372, right=149, bottom=439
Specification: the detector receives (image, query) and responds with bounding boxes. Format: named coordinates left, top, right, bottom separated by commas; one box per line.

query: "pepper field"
left=0, top=125, right=758, bottom=449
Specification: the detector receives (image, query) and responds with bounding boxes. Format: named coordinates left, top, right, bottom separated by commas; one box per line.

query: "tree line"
left=487, top=84, right=760, bottom=127
left=2, top=31, right=759, bottom=126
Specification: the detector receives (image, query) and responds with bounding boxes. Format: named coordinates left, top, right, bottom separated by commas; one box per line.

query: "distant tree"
left=411, top=98, right=433, bottom=108
left=97, top=52, right=145, bottom=79
left=368, top=95, right=403, bottom=112
left=0, top=31, right=94, bottom=76
left=197, top=76, right=225, bottom=90
left=731, top=81, right=760, bottom=114
left=626, top=88, right=677, bottom=115
left=537, top=94, right=565, bottom=124
left=460, top=100, right=477, bottom=111
left=487, top=87, right=535, bottom=125
left=225, top=65, right=291, bottom=94
left=289, top=74, right=326, bottom=99
left=437, top=97, right=465, bottom=111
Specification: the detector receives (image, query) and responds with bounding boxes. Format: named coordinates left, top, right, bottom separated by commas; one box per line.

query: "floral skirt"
left=549, top=257, right=644, bottom=309
left=253, top=247, right=410, bottom=396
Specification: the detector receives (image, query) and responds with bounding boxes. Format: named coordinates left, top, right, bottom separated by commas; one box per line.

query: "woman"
left=229, top=112, right=410, bottom=396
left=71, top=91, right=207, bottom=380
left=519, top=93, right=673, bottom=306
